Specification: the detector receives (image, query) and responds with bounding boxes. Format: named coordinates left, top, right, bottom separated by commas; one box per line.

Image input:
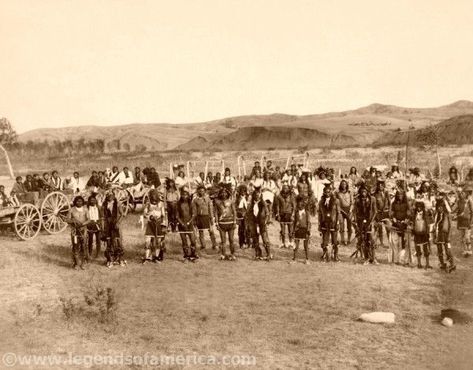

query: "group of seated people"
left=59, top=160, right=470, bottom=274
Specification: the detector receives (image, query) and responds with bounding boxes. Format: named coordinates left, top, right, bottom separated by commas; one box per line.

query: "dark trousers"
left=237, top=218, right=249, bottom=247
left=219, top=224, right=235, bottom=255
left=437, top=243, right=454, bottom=267
left=251, top=226, right=270, bottom=258
left=71, top=231, right=87, bottom=267
left=104, top=229, right=124, bottom=263
left=339, top=211, right=352, bottom=243
left=167, top=202, right=178, bottom=232
left=180, top=232, right=197, bottom=258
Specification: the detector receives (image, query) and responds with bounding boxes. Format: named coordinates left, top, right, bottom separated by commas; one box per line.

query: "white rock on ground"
left=441, top=317, right=453, bottom=327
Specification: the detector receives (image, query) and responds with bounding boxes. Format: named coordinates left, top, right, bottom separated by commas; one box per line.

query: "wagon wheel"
left=142, top=189, right=150, bottom=208
left=41, top=191, right=71, bottom=234
left=115, top=189, right=130, bottom=215
left=14, top=204, right=42, bottom=240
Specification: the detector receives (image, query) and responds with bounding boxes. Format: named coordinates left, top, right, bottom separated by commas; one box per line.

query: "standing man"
left=274, top=184, right=296, bottom=249
left=103, top=192, right=126, bottom=268
left=214, top=187, right=237, bottom=260
left=177, top=188, right=199, bottom=262
left=373, top=179, right=391, bottom=248
left=87, top=195, right=103, bottom=260
left=336, top=179, right=353, bottom=246
left=318, top=184, right=340, bottom=262
left=247, top=188, right=272, bottom=260
left=354, top=184, right=378, bottom=265
left=192, top=185, right=218, bottom=250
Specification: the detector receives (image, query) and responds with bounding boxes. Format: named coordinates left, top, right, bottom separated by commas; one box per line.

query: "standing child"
left=292, top=197, right=311, bottom=264
left=434, top=196, right=456, bottom=272
left=411, top=200, right=433, bottom=269
left=142, top=191, right=168, bottom=264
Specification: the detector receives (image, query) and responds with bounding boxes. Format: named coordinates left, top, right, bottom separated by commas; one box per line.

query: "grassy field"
left=0, top=210, right=472, bottom=369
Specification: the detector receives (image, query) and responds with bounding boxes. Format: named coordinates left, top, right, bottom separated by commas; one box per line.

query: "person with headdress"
left=411, top=200, right=434, bottom=269
left=165, top=178, right=179, bottom=232
left=142, top=190, right=167, bottom=264
left=291, top=196, right=311, bottom=264
left=456, top=186, right=473, bottom=257
left=66, top=196, right=91, bottom=270
left=192, top=184, right=218, bottom=250
left=246, top=188, right=271, bottom=260
left=318, top=184, right=341, bottom=262
left=274, top=184, right=296, bottom=249
left=353, top=184, right=377, bottom=265
left=102, top=191, right=126, bottom=268
left=336, top=179, right=353, bottom=246
left=235, top=184, right=250, bottom=249
left=390, top=190, right=411, bottom=265
left=86, top=195, right=103, bottom=260
left=214, top=186, right=237, bottom=260
left=176, top=187, right=198, bottom=262
left=373, top=178, right=391, bottom=248
left=147, top=167, right=161, bottom=189
left=434, top=194, right=456, bottom=272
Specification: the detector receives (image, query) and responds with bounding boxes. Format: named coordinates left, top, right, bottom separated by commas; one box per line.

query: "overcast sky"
left=1, top=0, right=473, bottom=133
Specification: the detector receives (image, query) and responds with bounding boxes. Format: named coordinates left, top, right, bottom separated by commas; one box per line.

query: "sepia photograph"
left=0, top=0, right=472, bottom=369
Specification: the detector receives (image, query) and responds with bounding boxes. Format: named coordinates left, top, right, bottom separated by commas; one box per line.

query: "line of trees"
left=1, top=117, right=148, bottom=157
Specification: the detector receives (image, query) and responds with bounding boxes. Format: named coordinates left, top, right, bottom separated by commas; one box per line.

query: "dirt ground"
left=0, top=212, right=472, bottom=370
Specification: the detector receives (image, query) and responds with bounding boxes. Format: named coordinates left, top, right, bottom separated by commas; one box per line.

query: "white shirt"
left=88, top=206, right=99, bottom=221
left=69, top=177, right=85, bottom=193
left=222, top=175, right=237, bottom=188
left=118, top=171, right=134, bottom=185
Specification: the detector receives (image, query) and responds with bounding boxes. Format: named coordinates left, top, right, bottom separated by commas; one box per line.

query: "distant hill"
left=177, top=126, right=355, bottom=151
left=17, top=100, right=473, bottom=151
left=374, top=115, right=473, bottom=146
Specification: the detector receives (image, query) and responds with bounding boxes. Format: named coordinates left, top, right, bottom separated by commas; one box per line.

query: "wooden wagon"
left=0, top=191, right=71, bottom=240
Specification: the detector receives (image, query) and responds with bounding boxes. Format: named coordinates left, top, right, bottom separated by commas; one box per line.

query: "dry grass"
left=0, top=212, right=472, bottom=369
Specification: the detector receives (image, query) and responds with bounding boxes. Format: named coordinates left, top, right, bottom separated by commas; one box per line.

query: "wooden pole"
left=0, top=144, right=14, bottom=179
left=237, top=156, right=241, bottom=180
left=436, top=146, right=441, bottom=179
